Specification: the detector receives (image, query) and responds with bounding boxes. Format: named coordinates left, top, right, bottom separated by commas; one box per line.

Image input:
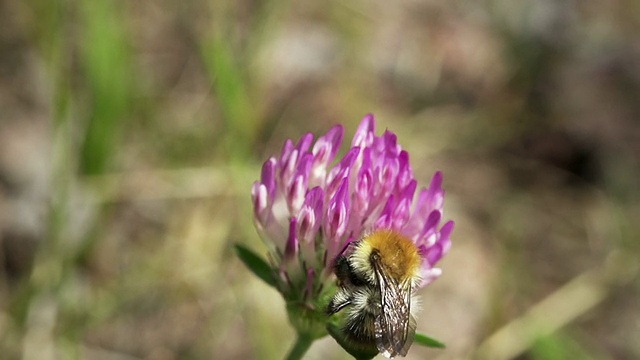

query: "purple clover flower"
left=251, top=114, right=454, bottom=305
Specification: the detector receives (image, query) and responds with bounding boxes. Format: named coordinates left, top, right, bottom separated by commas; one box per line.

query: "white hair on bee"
left=348, top=287, right=379, bottom=316
left=331, top=288, right=351, bottom=307
left=348, top=240, right=377, bottom=284
left=410, top=294, right=422, bottom=316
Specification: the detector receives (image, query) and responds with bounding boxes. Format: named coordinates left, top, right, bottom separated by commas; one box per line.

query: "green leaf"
left=234, top=244, right=276, bottom=288
left=414, top=332, right=446, bottom=348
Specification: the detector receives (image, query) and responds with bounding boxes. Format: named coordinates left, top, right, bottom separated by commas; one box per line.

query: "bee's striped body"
left=328, top=229, right=421, bottom=358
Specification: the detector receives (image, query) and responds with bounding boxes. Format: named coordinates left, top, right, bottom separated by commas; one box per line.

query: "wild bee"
left=328, top=229, right=422, bottom=358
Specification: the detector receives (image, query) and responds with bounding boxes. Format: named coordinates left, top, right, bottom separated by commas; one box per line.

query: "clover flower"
left=243, top=114, right=454, bottom=359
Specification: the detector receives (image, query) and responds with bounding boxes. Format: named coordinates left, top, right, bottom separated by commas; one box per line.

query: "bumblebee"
left=328, top=229, right=422, bottom=358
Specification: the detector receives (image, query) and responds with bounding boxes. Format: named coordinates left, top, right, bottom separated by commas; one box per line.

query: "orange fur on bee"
left=352, top=229, right=422, bottom=284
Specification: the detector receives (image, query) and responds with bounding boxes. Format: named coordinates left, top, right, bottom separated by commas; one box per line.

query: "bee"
left=328, top=229, right=422, bottom=358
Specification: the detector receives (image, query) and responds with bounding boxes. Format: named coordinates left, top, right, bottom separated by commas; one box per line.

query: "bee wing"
left=372, top=263, right=416, bottom=358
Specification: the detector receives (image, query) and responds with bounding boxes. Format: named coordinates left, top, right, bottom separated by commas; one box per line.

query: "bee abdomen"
left=345, top=308, right=378, bottom=345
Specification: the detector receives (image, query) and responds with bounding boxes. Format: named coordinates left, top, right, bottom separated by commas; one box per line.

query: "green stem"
left=285, top=334, right=314, bottom=360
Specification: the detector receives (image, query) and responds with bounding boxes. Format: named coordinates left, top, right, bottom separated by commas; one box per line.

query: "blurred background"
left=1, top=0, right=639, bottom=359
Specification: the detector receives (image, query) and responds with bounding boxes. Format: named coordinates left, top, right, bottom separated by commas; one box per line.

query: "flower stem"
left=285, top=334, right=314, bottom=360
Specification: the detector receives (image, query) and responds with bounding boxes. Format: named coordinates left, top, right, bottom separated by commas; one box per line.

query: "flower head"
left=247, top=114, right=454, bottom=359
left=251, top=114, right=454, bottom=306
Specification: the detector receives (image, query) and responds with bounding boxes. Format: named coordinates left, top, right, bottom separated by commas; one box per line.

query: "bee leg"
left=327, top=289, right=352, bottom=315
left=333, top=256, right=351, bottom=285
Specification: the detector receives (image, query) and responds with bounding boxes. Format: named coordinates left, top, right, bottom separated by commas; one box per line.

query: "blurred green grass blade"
left=234, top=244, right=276, bottom=287
left=79, top=0, right=133, bottom=174
left=415, top=332, right=446, bottom=348
left=531, top=332, right=603, bottom=360
left=201, top=29, right=256, bottom=161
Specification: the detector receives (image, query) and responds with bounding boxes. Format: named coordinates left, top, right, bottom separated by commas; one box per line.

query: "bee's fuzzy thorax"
left=351, top=229, right=422, bottom=286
